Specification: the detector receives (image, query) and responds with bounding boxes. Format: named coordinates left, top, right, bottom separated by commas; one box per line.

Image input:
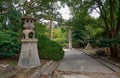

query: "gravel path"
left=56, top=49, right=119, bottom=78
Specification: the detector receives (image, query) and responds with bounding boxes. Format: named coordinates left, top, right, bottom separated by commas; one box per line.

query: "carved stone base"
left=18, top=39, right=40, bottom=68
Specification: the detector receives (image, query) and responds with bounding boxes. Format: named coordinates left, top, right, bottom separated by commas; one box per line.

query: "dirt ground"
left=0, top=56, right=48, bottom=73
left=0, top=57, right=18, bottom=66
left=0, top=57, right=47, bottom=67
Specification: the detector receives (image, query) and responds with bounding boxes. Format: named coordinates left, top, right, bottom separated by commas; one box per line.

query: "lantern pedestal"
left=18, top=39, right=40, bottom=68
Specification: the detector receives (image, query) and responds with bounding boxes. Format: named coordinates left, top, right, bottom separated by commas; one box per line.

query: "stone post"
left=68, top=26, right=72, bottom=50
left=18, top=15, right=40, bottom=68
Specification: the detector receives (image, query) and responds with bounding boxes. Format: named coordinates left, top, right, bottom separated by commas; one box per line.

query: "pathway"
left=55, top=49, right=119, bottom=78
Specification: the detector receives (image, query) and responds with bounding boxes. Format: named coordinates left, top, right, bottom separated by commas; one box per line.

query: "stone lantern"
left=18, top=15, right=40, bottom=68
left=85, top=36, right=93, bottom=50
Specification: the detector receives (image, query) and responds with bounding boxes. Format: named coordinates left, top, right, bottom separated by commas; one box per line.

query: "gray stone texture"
left=18, top=39, right=40, bottom=68
left=18, top=15, right=40, bottom=68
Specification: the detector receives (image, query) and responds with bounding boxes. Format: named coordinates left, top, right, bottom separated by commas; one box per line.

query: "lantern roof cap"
left=21, top=14, right=37, bottom=21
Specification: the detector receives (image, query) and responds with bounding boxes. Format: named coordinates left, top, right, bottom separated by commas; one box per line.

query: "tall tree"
left=96, top=0, right=120, bottom=57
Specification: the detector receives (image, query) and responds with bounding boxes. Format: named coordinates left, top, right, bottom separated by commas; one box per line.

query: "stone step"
left=42, top=62, right=57, bottom=75
left=30, top=60, right=53, bottom=78
left=40, top=61, right=61, bottom=78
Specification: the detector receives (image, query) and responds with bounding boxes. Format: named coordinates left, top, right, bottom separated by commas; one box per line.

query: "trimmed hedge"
left=37, top=35, right=64, bottom=61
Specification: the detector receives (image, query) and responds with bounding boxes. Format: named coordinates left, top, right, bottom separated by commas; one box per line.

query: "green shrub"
left=96, top=39, right=120, bottom=48
left=0, top=30, right=20, bottom=58
left=37, top=35, right=64, bottom=61
left=96, top=39, right=111, bottom=48
left=34, top=22, right=64, bottom=60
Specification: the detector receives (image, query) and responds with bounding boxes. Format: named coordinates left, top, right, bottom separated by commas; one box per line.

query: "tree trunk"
left=50, top=20, right=53, bottom=40
left=107, top=0, right=118, bottom=58
left=110, top=44, right=118, bottom=58
left=110, top=31, right=118, bottom=58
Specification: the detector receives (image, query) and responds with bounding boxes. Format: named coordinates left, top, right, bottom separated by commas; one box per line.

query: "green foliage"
left=19, top=0, right=63, bottom=23
left=35, top=22, right=47, bottom=35
left=96, top=39, right=120, bottom=48
left=6, top=9, right=22, bottom=31
left=0, top=30, right=20, bottom=58
left=84, top=25, right=104, bottom=39
left=72, top=30, right=84, bottom=42
left=110, top=39, right=120, bottom=44
left=72, top=30, right=86, bottom=47
left=96, top=39, right=111, bottom=48
left=64, top=8, right=104, bottom=45
left=53, top=28, right=67, bottom=46
left=0, top=0, right=22, bottom=31
left=37, top=35, right=64, bottom=61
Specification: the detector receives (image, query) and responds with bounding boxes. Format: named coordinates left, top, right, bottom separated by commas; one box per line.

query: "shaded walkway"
left=56, top=49, right=119, bottom=78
